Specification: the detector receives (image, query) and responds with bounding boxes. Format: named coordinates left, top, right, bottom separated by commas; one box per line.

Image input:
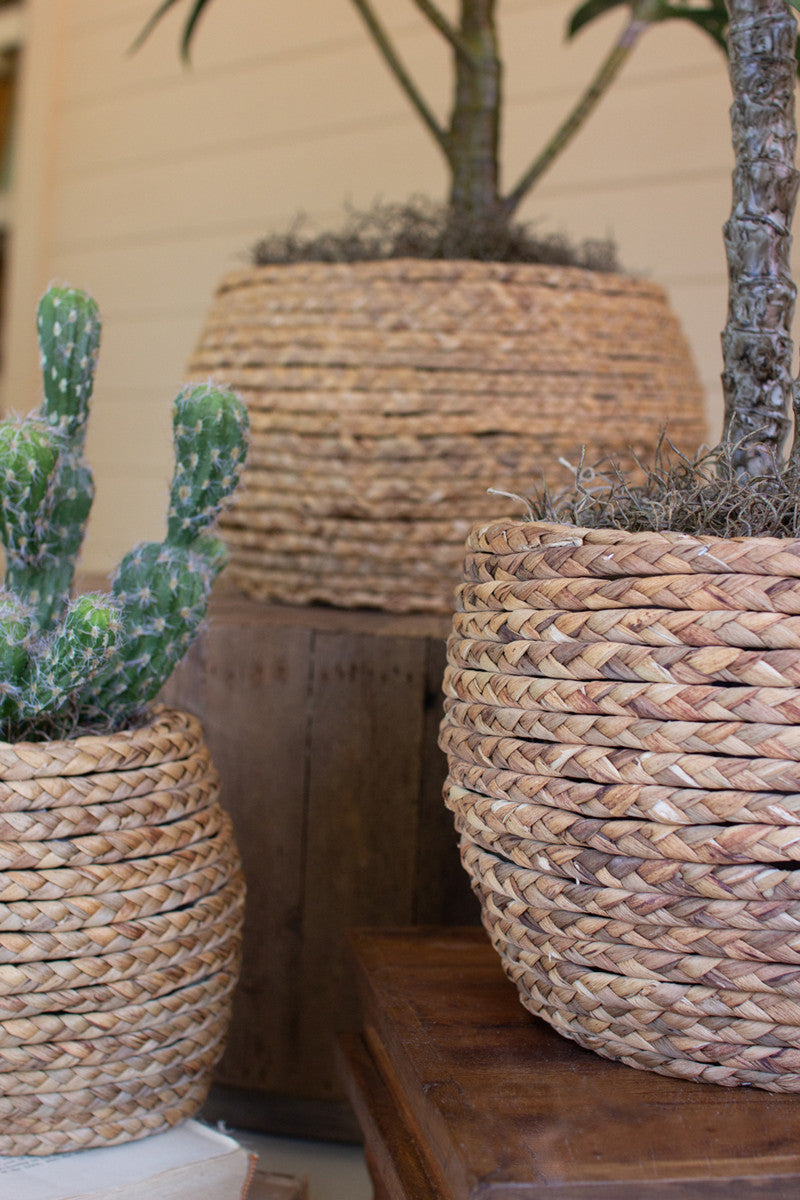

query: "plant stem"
left=410, top=0, right=475, bottom=62
left=503, top=0, right=661, bottom=217
left=721, top=0, right=799, bottom=475
left=349, top=0, right=449, bottom=155
left=447, top=0, right=503, bottom=218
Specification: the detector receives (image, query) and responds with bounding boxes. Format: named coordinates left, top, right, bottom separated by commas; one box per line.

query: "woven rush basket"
left=0, top=706, right=244, bottom=1155
left=188, top=260, right=706, bottom=612
left=440, top=517, right=800, bottom=1091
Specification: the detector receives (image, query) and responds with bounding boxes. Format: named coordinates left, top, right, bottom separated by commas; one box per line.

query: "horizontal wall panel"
left=81, top=467, right=174, bottom=569
left=50, top=126, right=445, bottom=248
left=13, top=0, right=769, bottom=575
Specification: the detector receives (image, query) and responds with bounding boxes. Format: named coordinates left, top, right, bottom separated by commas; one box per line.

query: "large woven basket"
left=188, top=261, right=707, bottom=612
left=0, top=707, right=244, bottom=1155
left=440, top=517, right=800, bottom=1091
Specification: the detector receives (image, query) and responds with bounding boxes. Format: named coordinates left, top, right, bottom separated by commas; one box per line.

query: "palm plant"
left=136, top=0, right=735, bottom=238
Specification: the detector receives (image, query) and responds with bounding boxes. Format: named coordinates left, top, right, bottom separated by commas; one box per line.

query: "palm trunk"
left=446, top=0, right=502, bottom=220
left=721, top=0, right=799, bottom=475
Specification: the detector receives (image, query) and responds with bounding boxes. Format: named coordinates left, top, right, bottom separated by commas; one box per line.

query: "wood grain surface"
left=160, top=593, right=480, bottom=1137
left=343, top=928, right=800, bottom=1199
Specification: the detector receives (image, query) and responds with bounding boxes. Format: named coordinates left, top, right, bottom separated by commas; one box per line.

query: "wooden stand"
left=161, top=593, right=480, bottom=1140
left=340, top=929, right=800, bottom=1199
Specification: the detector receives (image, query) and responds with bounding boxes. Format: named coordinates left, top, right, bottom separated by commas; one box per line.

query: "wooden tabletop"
left=340, top=928, right=800, bottom=1200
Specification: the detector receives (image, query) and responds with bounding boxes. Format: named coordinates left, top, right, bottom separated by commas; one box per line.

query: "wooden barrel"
left=161, top=593, right=478, bottom=1140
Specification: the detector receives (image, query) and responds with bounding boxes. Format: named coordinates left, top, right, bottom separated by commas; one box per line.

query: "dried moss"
left=251, top=198, right=620, bottom=271
left=525, top=437, right=800, bottom=539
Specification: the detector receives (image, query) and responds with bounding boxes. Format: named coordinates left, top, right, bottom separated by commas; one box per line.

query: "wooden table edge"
left=337, top=1032, right=445, bottom=1200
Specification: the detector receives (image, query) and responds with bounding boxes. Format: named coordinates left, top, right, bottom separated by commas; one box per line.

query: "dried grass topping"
left=251, top=198, right=620, bottom=270
left=527, top=437, right=800, bottom=539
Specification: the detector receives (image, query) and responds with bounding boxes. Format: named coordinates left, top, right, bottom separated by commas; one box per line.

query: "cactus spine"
left=0, top=285, right=248, bottom=741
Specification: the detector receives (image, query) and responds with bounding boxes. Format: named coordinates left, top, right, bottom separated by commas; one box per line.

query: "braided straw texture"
left=441, top=520, right=800, bottom=1091
left=0, top=708, right=245, bottom=1155
left=187, top=261, right=705, bottom=612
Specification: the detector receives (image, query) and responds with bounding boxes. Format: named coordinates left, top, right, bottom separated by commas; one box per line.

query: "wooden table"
left=339, top=929, right=800, bottom=1199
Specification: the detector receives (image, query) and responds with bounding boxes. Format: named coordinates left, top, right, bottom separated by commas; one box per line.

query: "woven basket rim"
left=467, top=518, right=800, bottom=562
left=0, top=708, right=203, bottom=782
left=211, top=259, right=663, bottom=295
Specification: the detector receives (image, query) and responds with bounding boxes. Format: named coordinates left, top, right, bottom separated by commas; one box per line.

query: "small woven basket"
left=189, top=260, right=707, bottom=612
left=440, top=518, right=800, bottom=1091
left=0, top=707, right=244, bottom=1155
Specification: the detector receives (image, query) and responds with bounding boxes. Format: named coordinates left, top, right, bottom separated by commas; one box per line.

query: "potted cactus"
left=0, top=283, right=250, bottom=1154
left=133, top=0, right=718, bottom=613
left=440, top=0, right=800, bottom=1092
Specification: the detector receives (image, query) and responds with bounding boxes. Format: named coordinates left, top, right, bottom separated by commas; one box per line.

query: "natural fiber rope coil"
left=446, top=781, right=800, bottom=865
left=455, top=576, right=800, bottom=614
left=450, top=605, right=800, bottom=650
left=0, top=968, right=240, bottom=1048
left=443, top=663, right=800, bottom=724
left=460, top=839, right=800, bottom=933
left=0, top=1079, right=207, bottom=1155
left=0, top=748, right=215, bottom=813
left=0, top=874, right=243, bottom=965
left=0, top=996, right=233, bottom=1073
left=0, top=815, right=237, bottom=903
left=475, top=883, right=800, bottom=969
left=0, top=779, right=218, bottom=842
left=442, top=694, right=800, bottom=763
left=0, top=929, right=241, bottom=1021
left=441, top=726, right=800, bottom=794
left=0, top=710, right=205, bottom=782
left=0, top=858, right=236, bottom=934
left=466, top=519, right=800, bottom=578
left=446, top=752, right=800, bottom=827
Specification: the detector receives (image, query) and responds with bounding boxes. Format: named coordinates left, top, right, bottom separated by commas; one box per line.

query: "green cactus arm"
left=81, top=542, right=211, bottom=723
left=24, top=593, right=123, bottom=728
left=28, top=453, right=95, bottom=630
left=20, top=285, right=102, bottom=628
left=0, top=421, right=94, bottom=631
left=0, top=593, right=35, bottom=729
left=0, top=419, right=62, bottom=617
left=37, top=286, right=101, bottom=448
left=167, top=383, right=249, bottom=547
left=190, top=533, right=229, bottom=585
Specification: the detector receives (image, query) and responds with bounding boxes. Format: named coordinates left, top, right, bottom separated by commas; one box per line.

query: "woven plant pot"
left=0, top=707, right=244, bottom=1155
left=440, top=517, right=800, bottom=1091
left=188, top=261, right=707, bottom=613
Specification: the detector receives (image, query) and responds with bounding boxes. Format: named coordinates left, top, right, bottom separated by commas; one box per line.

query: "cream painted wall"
left=2, top=0, right=752, bottom=572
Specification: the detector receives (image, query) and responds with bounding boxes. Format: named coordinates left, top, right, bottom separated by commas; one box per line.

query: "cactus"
left=0, top=284, right=248, bottom=742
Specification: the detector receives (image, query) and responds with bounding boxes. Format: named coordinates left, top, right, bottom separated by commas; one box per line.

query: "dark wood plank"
left=201, top=1084, right=361, bottom=1144
left=161, top=589, right=477, bottom=1130
left=161, top=608, right=312, bottom=1094
left=338, top=1034, right=444, bottom=1200
left=413, top=637, right=480, bottom=927
left=350, top=929, right=800, bottom=1200
left=199, top=587, right=452, bottom=641
left=296, top=630, right=430, bottom=1100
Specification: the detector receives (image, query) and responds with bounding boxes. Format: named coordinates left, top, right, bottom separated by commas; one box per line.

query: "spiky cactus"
left=0, top=284, right=248, bottom=742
